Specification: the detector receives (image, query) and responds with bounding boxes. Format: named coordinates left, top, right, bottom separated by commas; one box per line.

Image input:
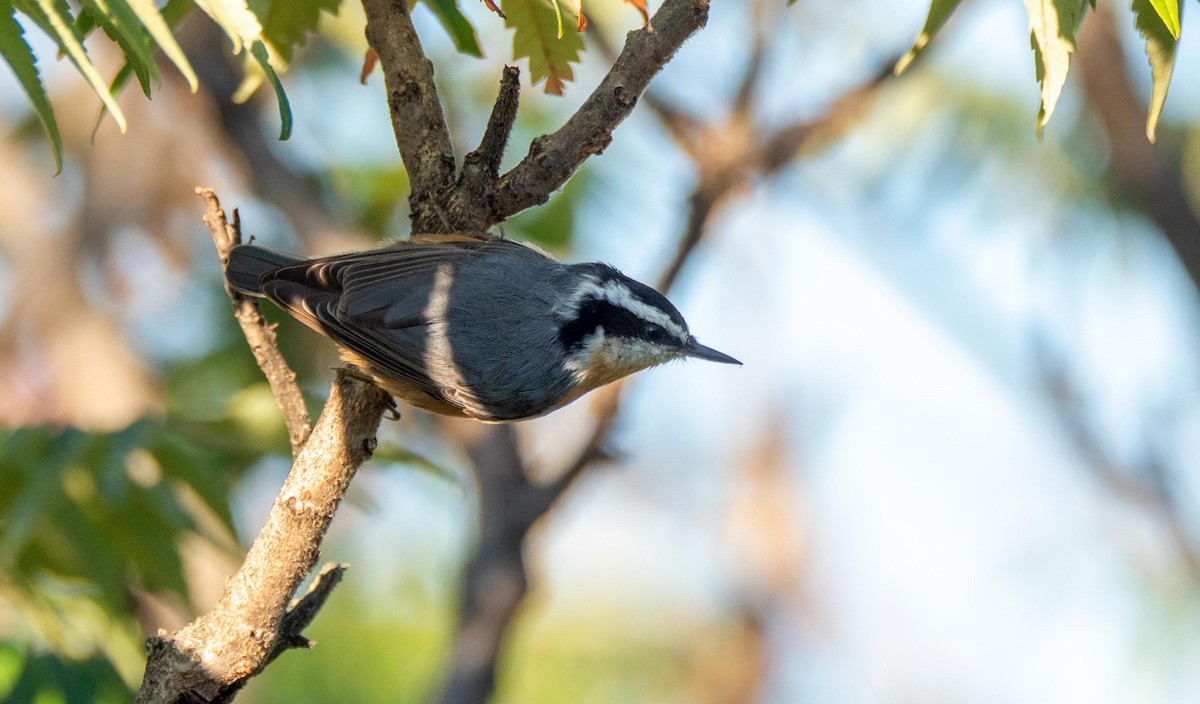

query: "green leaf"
left=16, top=0, right=128, bottom=131
left=252, top=0, right=340, bottom=65
left=0, top=5, right=63, bottom=172
left=1022, top=0, right=1087, bottom=138
left=250, top=39, right=293, bottom=139
left=1132, top=0, right=1178, bottom=142
left=420, top=0, right=482, bottom=57
left=1147, top=0, right=1179, bottom=38
left=895, top=0, right=965, bottom=75
left=503, top=0, right=583, bottom=95
left=125, top=0, right=198, bottom=90
left=79, top=0, right=160, bottom=97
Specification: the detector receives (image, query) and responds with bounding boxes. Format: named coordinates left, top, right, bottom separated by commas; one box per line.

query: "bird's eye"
left=644, top=324, right=667, bottom=343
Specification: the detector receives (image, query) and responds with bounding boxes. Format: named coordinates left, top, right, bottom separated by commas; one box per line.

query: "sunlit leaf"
left=125, top=0, right=198, bottom=90
left=503, top=0, right=583, bottom=95
left=0, top=5, right=62, bottom=172
left=1132, top=0, right=1178, bottom=142
left=15, top=0, right=128, bottom=131
left=1147, top=0, right=1180, bottom=38
left=1022, top=0, right=1087, bottom=138
left=79, top=0, right=160, bottom=97
left=420, top=0, right=483, bottom=57
left=895, top=0, right=964, bottom=75
left=193, top=0, right=262, bottom=54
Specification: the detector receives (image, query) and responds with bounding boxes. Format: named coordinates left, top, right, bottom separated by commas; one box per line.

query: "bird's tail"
left=225, top=244, right=306, bottom=296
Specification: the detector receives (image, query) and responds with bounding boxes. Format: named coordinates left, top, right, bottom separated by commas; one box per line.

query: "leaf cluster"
left=899, top=0, right=1183, bottom=141
left=0, top=0, right=654, bottom=171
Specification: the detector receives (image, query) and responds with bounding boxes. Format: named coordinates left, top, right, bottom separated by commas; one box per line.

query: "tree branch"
left=197, top=188, right=312, bottom=454
left=1075, top=4, right=1200, bottom=294
left=448, top=66, right=522, bottom=231
left=137, top=371, right=390, bottom=703
left=490, top=0, right=710, bottom=222
left=1036, top=346, right=1200, bottom=580
left=362, top=0, right=457, bottom=235
left=136, top=191, right=392, bottom=702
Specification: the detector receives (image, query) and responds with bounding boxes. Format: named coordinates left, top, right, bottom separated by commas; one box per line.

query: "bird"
left=225, top=233, right=740, bottom=422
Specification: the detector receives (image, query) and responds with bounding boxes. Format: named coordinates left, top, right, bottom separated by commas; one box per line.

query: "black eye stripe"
left=560, top=299, right=656, bottom=351
left=585, top=264, right=689, bottom=332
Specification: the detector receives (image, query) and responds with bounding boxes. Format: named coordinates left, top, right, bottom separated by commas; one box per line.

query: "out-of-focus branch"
left=362, top=0, right=457, bottom=235
left=438, top=33, right=900, bottom=702
left=1075, top=4, right=1200, bottom=293
left=182, top=23, right=340, bottom=244
left=198, top=189, right=312, bottom=453
left=1036, top=344, right=1200, bottom=580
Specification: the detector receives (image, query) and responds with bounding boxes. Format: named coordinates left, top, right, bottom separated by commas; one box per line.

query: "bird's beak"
left=681, top=337, right=742, bottom=365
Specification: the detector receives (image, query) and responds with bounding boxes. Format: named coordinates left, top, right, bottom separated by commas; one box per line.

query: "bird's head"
left=557, top=265, right=740, bottom=389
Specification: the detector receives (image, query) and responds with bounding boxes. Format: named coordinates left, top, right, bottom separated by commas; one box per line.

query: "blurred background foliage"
left=3, top=0, right=1200, bottom=702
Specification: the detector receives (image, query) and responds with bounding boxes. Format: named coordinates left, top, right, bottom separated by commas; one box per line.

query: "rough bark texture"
left=135, top=193, right=391, bottom=703
left=137, top=370, right=389, bottom=702
left=362, top=0, right=457, bottom=234
left=199, top=189, right=312, bottom=454
left=489, top=0, right=711, bottom=221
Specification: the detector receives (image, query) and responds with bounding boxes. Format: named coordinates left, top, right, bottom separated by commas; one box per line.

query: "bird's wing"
left=258, top=237, right=535, bottom=412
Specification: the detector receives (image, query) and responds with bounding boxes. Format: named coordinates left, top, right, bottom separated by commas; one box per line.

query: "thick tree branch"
left=137, top=371, right=390, bottom=703
left=362, top=0, right=457, bottom=234
left=490, top=0, right=710, bottom=221
left=1075, top=4, right=1200, bottom=295
left=198, top=188, right=312, bottom=454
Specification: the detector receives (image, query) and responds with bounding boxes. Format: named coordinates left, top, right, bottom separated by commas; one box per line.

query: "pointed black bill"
left=682, top=337, right=742, bottom=365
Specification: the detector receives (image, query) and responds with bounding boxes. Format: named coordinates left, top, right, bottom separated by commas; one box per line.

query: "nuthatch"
left=226, top=233, right=740, bottom=422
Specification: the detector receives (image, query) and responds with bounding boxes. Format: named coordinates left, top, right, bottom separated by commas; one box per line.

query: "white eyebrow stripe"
left=575, top=279, right=688, bottom=340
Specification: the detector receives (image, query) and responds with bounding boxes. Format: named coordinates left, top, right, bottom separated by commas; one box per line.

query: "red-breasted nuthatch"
left=225, top=233, right=740, bottom=422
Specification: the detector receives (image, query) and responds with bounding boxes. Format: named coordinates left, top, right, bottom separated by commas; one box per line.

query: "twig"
left=137, top=371, right=390, bottom=703
left=490, top=0, right=711, bottom=222
left=362, top=0, right=457, bottom=235
left=449, top=66, right=523, bottom=231
left=468, top=66, right=522, bottom=179
left=1037, top=350, right=1200, bottom=580
left=205, top=564, right=349, bottom=704
left=198, top=188, right=313, bottom=454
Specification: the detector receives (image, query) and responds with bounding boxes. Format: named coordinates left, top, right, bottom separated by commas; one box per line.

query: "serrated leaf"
left=420, top=0, right=483, bottom=57
left=79, top=0, right=160, bottom=97
left=896, top=0, right=964, bottom=75
left=251, top=0, right=340, bottom=65
left=250, top=39, right=292, bottom=139
left=16, top=0, right=128, bottom=131
left=1147, top=0, right=1179, bottom=38
left=0, top=5, right=63, bottom=171
left=503, top=0, right=582, bottom=95
left=1022, top=0, right=1087, bottom=138
left=1132, top=0, right=1178, bottom=142
left=125, top=0, right=198, bottom=90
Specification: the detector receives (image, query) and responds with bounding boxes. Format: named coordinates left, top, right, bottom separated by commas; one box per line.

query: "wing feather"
left=256, top=237, right=547, bottom=417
